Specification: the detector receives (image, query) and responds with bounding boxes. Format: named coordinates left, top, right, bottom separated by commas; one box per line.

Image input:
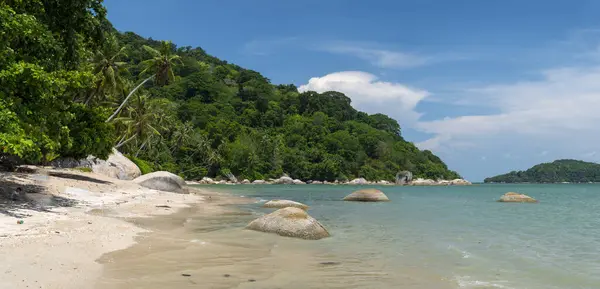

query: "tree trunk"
left=115, top=134, right=136, bottom=149
left=135, top=139, right=149, bottom=157
left=85, top=81, right=102, bottom=106
left=106, top=76, right=154, bottom=123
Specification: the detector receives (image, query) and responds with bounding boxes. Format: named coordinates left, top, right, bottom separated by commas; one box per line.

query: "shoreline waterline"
left=95, top=187, right=456, bottom=289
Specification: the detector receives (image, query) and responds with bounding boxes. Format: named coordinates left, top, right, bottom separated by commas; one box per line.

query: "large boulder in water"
left=498, top=192, right=538, bottom=203
left=343, top=189, right=390, bottom=202
left=246, top=207, right=329, bottom=240
left=133, top=171, right=188, bottom=194
left=263, top=200, right=309, bottom=211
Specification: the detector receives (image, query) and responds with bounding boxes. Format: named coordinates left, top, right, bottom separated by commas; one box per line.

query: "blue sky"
left=105, top=0, right=600, bottom=181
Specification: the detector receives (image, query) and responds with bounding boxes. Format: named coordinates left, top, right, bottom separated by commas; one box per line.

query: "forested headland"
left=484, top=159, right=600, bottom=183
left=1, top=0, right=460, bottom=182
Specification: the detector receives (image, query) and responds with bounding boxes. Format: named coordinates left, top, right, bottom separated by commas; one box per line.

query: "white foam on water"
left=190, top=239, right=208, bottom=245
left=455, top=276, right=514, bottom=289
left=447, top=244, right=473, bottom=259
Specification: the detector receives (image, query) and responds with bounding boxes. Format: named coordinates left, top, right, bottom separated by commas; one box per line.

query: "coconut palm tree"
left=106, top=40, right=181, bottom=122
left=114, top=94, right=162, bottom=151
left=140, top=41, right=182, bottom=86
left=85, top=36, right=128, bottom=105
left=170, top=122, right=195, bottom=153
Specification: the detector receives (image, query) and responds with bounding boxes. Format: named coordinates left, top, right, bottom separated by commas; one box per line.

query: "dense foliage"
left=484, top=159, right=600, bottom=183
left=1, top=0, right=460, bottom=181
left=0, top=0, right=113, bottom=165
left=112, top=32, right=460, bottom=181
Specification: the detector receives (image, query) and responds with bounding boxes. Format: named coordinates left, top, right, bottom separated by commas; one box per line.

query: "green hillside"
left=484, top=159, right=600, bottom=183
left=1, top=1, right=460, bottom=182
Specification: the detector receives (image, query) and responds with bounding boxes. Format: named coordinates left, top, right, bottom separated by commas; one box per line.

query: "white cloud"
left=321, top=45, right=430, bottom=69
left=318, top=42, right=471, bottom=69
left=416, top=66, right=600, bottom=158
left=298, top=71, right=428, bottom=124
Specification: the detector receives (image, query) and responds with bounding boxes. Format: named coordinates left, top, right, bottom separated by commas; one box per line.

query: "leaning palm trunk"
left=135, top=139, right=150, bottom=157
left=106, top=76, right=154, bottom=122
left=115, top=134, right=136, bottom=149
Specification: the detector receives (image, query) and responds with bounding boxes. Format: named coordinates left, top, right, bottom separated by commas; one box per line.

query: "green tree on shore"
left=0, top=0, right=461, bottom=182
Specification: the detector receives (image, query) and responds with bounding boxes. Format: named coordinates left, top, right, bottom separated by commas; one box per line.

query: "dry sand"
left=0, top=168, right=205, bottom=289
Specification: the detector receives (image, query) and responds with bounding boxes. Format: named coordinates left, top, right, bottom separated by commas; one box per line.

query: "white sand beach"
left=0, top=168, right=204, bottom=289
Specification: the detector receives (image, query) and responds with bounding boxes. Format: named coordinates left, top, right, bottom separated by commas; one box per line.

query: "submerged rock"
left=246, top=207, right=330, bottom=240
left=133, top=171, right=188, bottom=194
left=263, top=200, right=309, bottom=210
left=343, top=189, right=390, bottom=202
left=498, top=192, right=538, bottom=203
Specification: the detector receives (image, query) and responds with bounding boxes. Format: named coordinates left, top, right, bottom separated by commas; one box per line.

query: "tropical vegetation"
left=0, top=0, right=460, bottom=182
left=484, top=159, right=600, bottom=183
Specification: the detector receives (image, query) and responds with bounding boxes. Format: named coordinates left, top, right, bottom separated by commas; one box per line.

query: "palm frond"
left=142, top=45, right=161, bottom=57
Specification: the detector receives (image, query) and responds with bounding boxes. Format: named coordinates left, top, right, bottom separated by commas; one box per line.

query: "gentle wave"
left=447, top=244, right=472, bottom=259
left=455, top=276, right=514, bottom=289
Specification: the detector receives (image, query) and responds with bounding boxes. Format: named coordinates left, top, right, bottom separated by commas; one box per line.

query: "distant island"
left=484, top=159, right=600, bottom=183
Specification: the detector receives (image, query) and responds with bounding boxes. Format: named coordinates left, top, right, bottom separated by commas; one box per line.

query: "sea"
left=98, top=184, right=600, bottom=289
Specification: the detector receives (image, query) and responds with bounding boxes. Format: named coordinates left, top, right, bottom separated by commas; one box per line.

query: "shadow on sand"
left=0, top=173, right=79, bottom=219
left=48, top=171, right=112, bottom=185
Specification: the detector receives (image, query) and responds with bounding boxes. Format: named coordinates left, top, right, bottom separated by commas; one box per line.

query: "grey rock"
left=246, top=207, right=329, bottom=240
left=343, top=189, right=390, bottom=202
left=133, top=171, right=188, bottom=193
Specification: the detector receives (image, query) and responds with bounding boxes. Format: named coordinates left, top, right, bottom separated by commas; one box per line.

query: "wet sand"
left=96, top=190, right=453, bottom=289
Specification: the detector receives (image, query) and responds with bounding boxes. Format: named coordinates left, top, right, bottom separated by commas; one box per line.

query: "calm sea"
left=206, top=183, right=600, bottom=289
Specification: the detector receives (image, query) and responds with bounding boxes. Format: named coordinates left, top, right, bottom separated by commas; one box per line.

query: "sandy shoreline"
left=0, top=168, right=207, bottom=289
left=1, top=169, right=456, bottom=289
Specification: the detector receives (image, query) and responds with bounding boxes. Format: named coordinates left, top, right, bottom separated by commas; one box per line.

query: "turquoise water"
left=207, top=184, right=600, bottom=289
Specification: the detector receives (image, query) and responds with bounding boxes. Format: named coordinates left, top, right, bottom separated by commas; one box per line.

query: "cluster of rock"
left=246, top=188, right=391, bottom=240
left=50, top=148, right=190, bottom=194
left=247, top=189, right=540, bottom=242
left=186, top=175, right=472, bottom=186
left=409, top=178, right=472, bottom=186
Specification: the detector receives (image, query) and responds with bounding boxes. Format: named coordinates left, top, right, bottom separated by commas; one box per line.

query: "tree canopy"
left=0, top=1, right=461, bottom=181
left=0, top=0, right=113, bottom=165
left=484, top=159, right=600, bottom=183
